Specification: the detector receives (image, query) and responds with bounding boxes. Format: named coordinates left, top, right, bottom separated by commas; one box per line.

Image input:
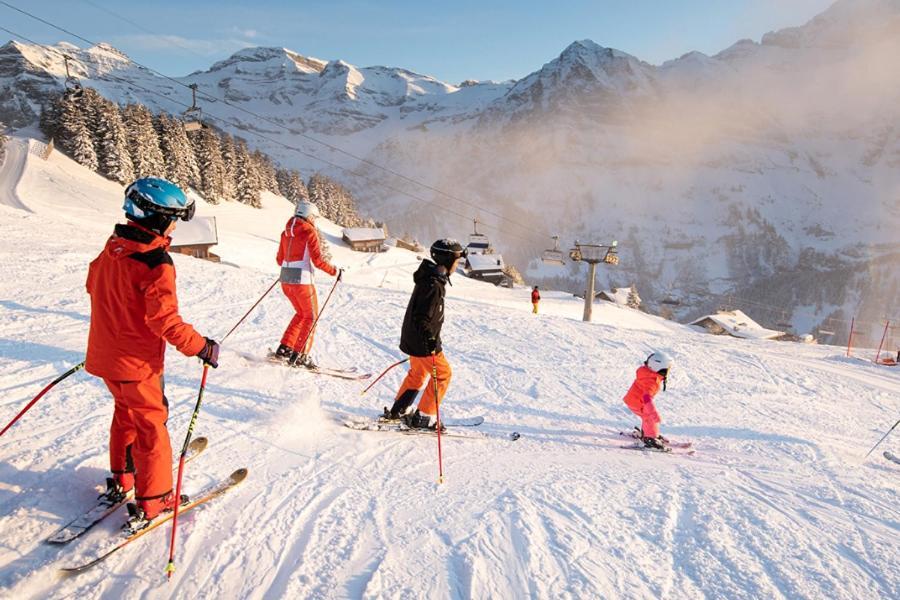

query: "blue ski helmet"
left=123, top=178, right=195, bottom=223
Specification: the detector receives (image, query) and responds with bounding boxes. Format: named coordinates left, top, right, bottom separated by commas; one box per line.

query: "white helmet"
left=645, top=351, right=673, bottom=374
left=295, top=201, right=320, bottom=220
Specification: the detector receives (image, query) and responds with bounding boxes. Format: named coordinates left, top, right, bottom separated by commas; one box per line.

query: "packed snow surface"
left=0, top=139, right=897, bottom=598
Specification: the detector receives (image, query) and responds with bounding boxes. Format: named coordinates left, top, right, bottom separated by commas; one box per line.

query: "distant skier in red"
left=273, top=201, right=340, bottom=369
left=622, top=351, right=672, bottom=449
left=86, top=178, right=219, bottom=527
left=531, top=286, right=541, bottom=314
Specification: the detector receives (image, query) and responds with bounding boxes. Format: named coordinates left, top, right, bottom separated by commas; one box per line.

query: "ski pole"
left=361, top=358, right=409, bottom=396
left=220, top=278, right=279, bottom=345
left=431, top=352, right=444, bottom=485
left=1, top=361, right=84, bottom=438
left=296, top=276, right=340, bottom=355
left=165, top=364, right=210, bottom=580
left=864, top=417, right=900, bottom=459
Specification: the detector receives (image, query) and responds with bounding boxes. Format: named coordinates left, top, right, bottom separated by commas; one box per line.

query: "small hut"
left=342, top=227, right=387, bottom=252
left=170, top=216, right=220, bottom=262
left=465, top=252, right=509, bottom=286
left=689, top=310, right=783, bottom=340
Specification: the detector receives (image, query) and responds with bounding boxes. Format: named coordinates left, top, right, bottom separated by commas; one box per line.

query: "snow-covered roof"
left=598, top=288, right=629, bottom=305
left=689, top=310, right=783, bottom=340
left=342, top=227, right=386, bottom=243
left=467, top=252, right=505, bottom=272
left=170, top=216, right=218, bottom=247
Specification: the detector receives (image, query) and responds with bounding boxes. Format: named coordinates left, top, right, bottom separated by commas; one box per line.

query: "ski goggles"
left=127, top=188, right=196, bottom=222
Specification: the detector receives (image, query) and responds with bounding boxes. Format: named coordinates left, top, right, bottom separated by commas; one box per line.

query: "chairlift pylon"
left=541, top=235, right=565, bottom=266
left=62, top=54, right=83, bottom=101
left=182, top=83, right=204, bottom=132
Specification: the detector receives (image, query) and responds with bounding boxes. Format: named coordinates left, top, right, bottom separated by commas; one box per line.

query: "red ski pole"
left=431, top=352, right=444, bottom=485
left=296, top=276, right=341, bottom=356
left=361, top=358, right=409, bottom=396
left=165, top=364, right=210, bottom=580
left=1, top=361, right=84, bottom=437
left=220, top=278, right=279, bottom=346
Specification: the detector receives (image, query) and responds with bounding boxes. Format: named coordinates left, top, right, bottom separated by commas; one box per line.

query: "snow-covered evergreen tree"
left=234, top=139, right=261, bottom=208
left=190, top=127, right=226, bottom=204
left=123, top=104, right=165, bottom=179
left=0, top=119, right=7, bottom=162
left=218, top=133, right=238, bottom=203
left=251, top=150, right=279, bottom=195
left=92, top=96, right=134, bottom=185
left=155, top=113, right=200, bottom=191
left=56, top=94, right=97, bottom=171
left=275, top=168, right=309, bottom=203
left=38, top=95, right=63, bottom=142
left=307, top=172, right=364, bottom=227
left=627, top=284, right=642, bottom=310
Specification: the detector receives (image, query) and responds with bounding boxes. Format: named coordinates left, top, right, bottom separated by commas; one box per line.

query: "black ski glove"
left=336, top=268, right=344, bottom=282
left=426, top=336, right=438, bottom=354
left=197, top=337, right=220, bottom=368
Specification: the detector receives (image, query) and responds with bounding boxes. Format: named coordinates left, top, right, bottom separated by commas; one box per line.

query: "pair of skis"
left=610, top=429, right=695, bottom=456
left=48, top=436, right=247, bottom=574
left=237, top=350, right=372, bottom=381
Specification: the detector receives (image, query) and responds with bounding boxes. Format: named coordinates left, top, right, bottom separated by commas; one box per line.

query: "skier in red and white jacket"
left=273, top=201, right=341, bottom=369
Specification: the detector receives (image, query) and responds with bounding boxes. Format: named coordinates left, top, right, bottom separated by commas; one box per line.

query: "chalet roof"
left=170, top=216, right=218, bottom=247
left=342, top=227, right=386, bottom=243
left=466, top=252, right=505, bottom=272
left=597, top=288, right=629, bottom=305
left=689, top=310, right=783, bottom=340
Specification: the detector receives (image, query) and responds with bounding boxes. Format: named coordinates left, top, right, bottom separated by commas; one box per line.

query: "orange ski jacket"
left=623, top=365, right=664, bottom=409
left=86, top=223, right=206, bottom=380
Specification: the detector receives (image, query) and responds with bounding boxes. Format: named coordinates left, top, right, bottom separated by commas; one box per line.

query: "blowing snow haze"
left=1, top=0, right=898, bottom=342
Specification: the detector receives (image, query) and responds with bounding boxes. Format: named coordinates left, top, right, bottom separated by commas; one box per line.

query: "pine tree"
left=251, top=150, right=279, bottom=195
left=39, top=94, right=63, bottom=142
left=307, top=172, right=363, bottom=227
left=191, top=127, right=226, bottom=204
left=155, top=113, right=200, bottom=191
left=93, top=96, right=134, bottom=185
left=123, top=104, right=165, bottom=179
left=275, top=168, right=309, bottom=203
left=234, top=139, right=261, bottom=208
left=0, top=119, right=7, bottom=162
left=627, top=284, right=642, bottom=310
left=218, top=133, right=238, bottom=202
left=56, top=94, right=97, bottom=171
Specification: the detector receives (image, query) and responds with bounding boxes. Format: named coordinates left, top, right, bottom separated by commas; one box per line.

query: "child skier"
left=273, top=201, right=341, bottom=369
left=622, top=351, right=673, bottom=449
left=383, top=239, right=465, bottom=430
left=531, top=286, right=541, bottom=314
left=86, top=177, right=219, bottom=529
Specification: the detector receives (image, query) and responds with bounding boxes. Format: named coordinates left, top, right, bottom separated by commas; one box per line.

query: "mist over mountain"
left=1, top=0, right=897, bottom=342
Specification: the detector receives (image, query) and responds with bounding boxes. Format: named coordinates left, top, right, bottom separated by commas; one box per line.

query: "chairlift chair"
left=182, top=83, right=204, bottom=132
left=541, top=236, right=565, bottom=266
left=466, top=219, right=491, bottom=255
left=62, top=55, right=83, bottom=101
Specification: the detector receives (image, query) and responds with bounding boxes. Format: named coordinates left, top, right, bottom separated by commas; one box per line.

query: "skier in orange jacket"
left=622, top=351, right=673, bottom=450
left=273, top=201, right=341, bottom=369
left=531, top=286, right=541, bottom=314
left=86, top=178, right=219, bottom=527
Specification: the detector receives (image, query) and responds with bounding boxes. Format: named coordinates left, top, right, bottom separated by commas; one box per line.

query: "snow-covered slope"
left=0, top=140, right=898, bottom=598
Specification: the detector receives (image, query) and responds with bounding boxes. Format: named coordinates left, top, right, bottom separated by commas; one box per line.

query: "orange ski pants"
left=281, top=283, right=319, bottom=353
left=104, top=376, right=172, bottom=501
left=394, top=353, right=452, bottom=416
left=624, top=394, right=661, bottom=438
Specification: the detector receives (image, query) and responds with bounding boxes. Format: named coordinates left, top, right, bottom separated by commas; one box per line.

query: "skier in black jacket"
left=385, top=239, right=465, bottom=429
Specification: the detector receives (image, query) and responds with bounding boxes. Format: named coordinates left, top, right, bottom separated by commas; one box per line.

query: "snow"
left=341, top=227, right=386, bottom=243
left=465, top=252, right=505, bottom=272
left=0, top=137, right=898, bottom=599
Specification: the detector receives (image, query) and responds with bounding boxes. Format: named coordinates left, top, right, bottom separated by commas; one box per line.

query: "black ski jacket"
left=400, top=259, right=448, bottom=357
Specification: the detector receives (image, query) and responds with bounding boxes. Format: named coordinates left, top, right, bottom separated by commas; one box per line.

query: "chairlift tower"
left=569, top=240, right=619, bottom=322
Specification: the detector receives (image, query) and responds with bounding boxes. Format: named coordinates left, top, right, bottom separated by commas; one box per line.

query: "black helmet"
left=430, top=238, right=465, bottom=269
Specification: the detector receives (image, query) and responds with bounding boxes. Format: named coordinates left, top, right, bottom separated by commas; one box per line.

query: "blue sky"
left=4, top=0, right=836, bottom=82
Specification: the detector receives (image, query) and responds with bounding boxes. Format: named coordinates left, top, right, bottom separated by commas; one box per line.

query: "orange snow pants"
left=105, top=376, right=172, bottom=501
left=624, top=394, right=660, bottom=438
left=394, top=353, right=452, bottom=416
left=281, top=283, right=319, bottom=353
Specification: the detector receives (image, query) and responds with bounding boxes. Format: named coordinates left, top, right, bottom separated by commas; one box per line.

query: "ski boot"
left=273, top=344, right=294, bottom=364
left=123, top=492, right=188, bottom=534
left=99, top=475, right=132, bottom=505
left=631, top=426, right=644, bottom=439
left=642, top=436, right=670, bottom=452
left=403, top=410, right=445, bottom=432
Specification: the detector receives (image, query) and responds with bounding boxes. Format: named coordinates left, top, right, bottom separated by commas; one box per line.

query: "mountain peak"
left=208, top=46, right=326, bottom=74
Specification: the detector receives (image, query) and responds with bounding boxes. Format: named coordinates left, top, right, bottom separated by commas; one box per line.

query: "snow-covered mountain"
left=1, top=0, right=898, bottom=342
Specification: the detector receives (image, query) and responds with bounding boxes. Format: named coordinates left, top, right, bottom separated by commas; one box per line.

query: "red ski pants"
left=280, top=283, right=319, bottom=353
left=394, top=353, right=452, bottom=416
left=624, top=394, right=660, bottom=438
left=104, top=376, right=172, bottom=501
